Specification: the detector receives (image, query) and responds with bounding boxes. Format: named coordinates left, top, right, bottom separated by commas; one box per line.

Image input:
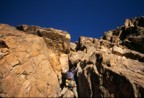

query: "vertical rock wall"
left=0, top=16, right=144, bottom=97
left=0, top=24, right=70, bottom=97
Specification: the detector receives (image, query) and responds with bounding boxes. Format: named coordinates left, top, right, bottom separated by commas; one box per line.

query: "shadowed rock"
left=69, top=16, right=144, bottom=97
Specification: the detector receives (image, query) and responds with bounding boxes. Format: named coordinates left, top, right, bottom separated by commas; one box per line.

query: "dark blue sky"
left=0, top=0, right=144, bottom=42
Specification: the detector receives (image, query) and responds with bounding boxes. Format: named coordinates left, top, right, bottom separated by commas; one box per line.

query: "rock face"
left=69, top=16, right=144, bottom=97
left=0, top=24, right=70, bottom=97
left=16, top=25, right=71, bottom=53
left=0, top=16, right=144, bottom=97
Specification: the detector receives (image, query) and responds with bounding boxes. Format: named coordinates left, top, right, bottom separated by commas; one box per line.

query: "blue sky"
left=0, top=0, right=144, bottom=42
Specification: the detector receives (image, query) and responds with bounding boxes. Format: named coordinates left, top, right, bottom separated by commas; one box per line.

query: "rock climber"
left=59, top=66, right=78, bottom=97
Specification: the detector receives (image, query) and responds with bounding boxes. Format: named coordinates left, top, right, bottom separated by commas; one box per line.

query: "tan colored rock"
left=70, top=42, right=77, bottom=51
left=124, top=19, right=134, bottom=28
left=0, top=24, right=69, bottom=97
left=79, top=36, right=93, bottom=44
left=93, top=38, right=100, bottom=48
left=59, top=53, right=69, bottom=72
left=69, top=16, right=144, bottom=97
left=1, top=16, right=144, bottom=98
left=103, top=31, right=113, bottom=41
left=16, top=25, right=71, bottom=53
left=112, top=45, right=125, bottom=56
left=69, top=51, right=89, bottom=65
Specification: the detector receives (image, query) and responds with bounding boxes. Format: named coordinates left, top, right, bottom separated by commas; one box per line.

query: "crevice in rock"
left=112, top=46, right=144, bottom=62
left=0, top=73, right=3, bottom=95
left=60, top=72, right=67, bottom=90
left=75, top=42, right=86, bottom=51
left=124, top=52, right=144, bottom=62
left=139, top=85, right=144, bottom=97
left=120, top=27, right=137, bottom=41
left=0, top=40, right=8, bottom=48
left=96, top=53, right=103, bottom=74
left=123, top=40, right=144, bottom=54
left=102, top=68, right=135, bottom=97
left=90, top=68, right=101, bottom=97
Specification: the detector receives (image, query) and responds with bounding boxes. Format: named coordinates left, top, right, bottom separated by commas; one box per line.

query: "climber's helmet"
left=65, top=72, right=74, bottom=80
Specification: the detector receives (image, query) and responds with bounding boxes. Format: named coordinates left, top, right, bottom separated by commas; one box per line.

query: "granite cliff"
left=0, top=16, right=144, bottom=97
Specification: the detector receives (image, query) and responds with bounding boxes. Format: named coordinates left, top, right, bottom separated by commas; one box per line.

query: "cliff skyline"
left=0, top=0, right=144, bottom=41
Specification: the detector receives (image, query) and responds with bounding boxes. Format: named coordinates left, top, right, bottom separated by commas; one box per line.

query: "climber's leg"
left=72, top=86, right=78, bottom=97
left=59, top=87, right=68, bottom=97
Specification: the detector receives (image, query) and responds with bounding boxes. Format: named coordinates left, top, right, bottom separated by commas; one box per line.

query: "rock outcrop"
left=69, top=16, right=144, bottom=97
left=0, top=16, right=144, bottom=97
left=16, top=25, right=71, bottom=54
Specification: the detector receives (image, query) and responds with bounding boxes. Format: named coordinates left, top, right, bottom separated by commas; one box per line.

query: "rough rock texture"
left=69, top=16, right=144, bottom=97
left=0, top=24, right=70, bottom=97
left=16, top=25, right=71, bottom=54
left=0, top=16, right=144, bottom=97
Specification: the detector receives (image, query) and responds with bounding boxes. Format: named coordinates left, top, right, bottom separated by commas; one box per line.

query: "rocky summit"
left=0, top=16, right=144, bottom=97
